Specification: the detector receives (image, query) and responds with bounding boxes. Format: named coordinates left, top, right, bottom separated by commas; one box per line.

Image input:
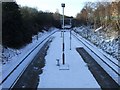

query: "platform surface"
left=38, top=31, right=100, bottom=88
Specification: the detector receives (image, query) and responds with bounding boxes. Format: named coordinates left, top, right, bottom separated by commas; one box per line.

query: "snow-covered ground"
left=72, top=26, right=119, bottom=85
left=72, top=31, right=119, bottom=85
left=73, top=26, right=119, bottom=60
left=38, top=31, right=100, bottom=88
left=1, top=27, right=119, bottom=88
left=0, top=28, right=58, bottom=88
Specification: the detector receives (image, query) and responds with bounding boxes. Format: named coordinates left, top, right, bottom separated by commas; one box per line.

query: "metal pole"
left=62, top=6, right=64, bottom=38
left=61, top=3, right=65, bottom=65
left=62, top=6, right=65, bottom=65
left=63, top=7, right=64, bottom=29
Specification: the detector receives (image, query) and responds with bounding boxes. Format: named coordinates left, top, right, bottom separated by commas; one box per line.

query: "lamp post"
left=70, top=18, right=72, bottom=50
left=61, top=3, right=65, bottom=65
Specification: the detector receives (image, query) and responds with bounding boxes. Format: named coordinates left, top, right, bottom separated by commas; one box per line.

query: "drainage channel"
left=76, top=47, right=119, bottom=90
left=12, top=37, right=54, bottom=89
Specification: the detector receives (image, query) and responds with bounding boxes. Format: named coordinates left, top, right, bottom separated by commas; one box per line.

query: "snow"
left=62, top=25, right=72, bottom=29
left=72, top=31, right=119, bottom=85
left=1, top=26, right=119, bottom=88
left=74, top=26, right=119, bottom=60
left=1, top=28, right=58, bottom=88
left=95, top=26, right=103, bottom=32
left=38, top=31, right=100, bottom=88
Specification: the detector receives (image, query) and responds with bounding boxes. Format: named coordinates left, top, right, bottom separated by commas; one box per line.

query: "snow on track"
left=72, top=31, right=120, bottom=86
left=1, top=28, right=58, bottom=88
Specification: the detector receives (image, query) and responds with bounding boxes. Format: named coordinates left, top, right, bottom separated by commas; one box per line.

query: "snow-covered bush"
left=74, top=26, right=119, bottom=60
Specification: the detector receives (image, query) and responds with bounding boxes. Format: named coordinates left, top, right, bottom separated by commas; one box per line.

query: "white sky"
left=15, top=0, right=112, bottom=17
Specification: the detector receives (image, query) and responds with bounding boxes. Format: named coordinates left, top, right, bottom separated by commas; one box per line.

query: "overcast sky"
left=15, top=0, right=112, bottom=17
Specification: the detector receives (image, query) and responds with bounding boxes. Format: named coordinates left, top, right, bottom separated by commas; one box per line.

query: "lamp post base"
left=59, top=64, right=69, bottom=70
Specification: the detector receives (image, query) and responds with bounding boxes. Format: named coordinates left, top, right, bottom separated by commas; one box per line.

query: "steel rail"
left=1, top=31, right=57, bottom=89
left=72, top=32, right=120, bottom=77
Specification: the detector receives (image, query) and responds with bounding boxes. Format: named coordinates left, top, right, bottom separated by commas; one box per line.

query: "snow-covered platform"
left=38, top=31, right=100, bottom=88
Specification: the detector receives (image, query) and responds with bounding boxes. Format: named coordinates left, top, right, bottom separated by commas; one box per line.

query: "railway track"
left=72, top=31, right=120, bottom=86
left=1, top=30, right=119, bottom=89
left=1, top=31, right=57, bottom=89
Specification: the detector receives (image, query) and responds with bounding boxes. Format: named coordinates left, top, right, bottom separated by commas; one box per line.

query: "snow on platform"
left=38, top=31, right=100, bottom=88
